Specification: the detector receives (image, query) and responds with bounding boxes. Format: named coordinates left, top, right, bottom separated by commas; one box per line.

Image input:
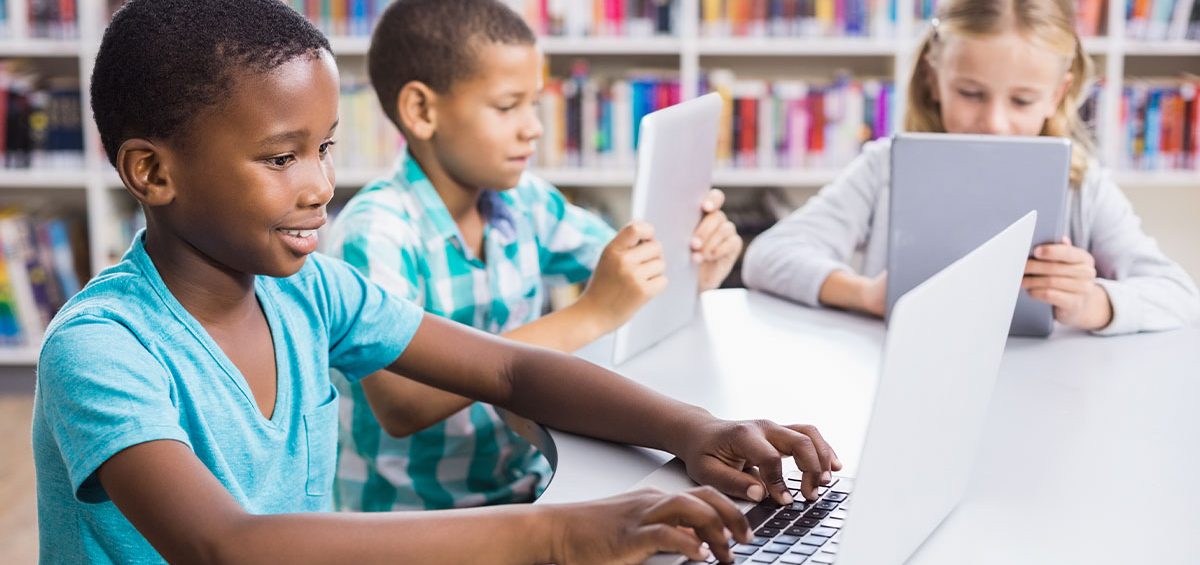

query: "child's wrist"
left=571, top=291, right=622, bottom=335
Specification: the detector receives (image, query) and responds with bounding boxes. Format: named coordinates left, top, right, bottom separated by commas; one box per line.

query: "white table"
left=527, top=289, right=1200, bottom=564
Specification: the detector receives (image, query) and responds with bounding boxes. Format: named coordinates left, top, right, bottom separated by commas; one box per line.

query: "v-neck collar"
left=129, top=231, right=288, bottom=428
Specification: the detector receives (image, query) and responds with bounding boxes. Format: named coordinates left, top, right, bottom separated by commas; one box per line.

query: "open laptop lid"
left=836, top=211, right=1035, bottom=565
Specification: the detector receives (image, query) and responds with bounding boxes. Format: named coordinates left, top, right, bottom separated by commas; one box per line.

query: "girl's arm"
left=1084, top=172, right=1200, bottom=335
left=742, top=141, right=888, bottom=309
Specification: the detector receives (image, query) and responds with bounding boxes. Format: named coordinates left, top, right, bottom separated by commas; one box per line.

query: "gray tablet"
left=886, top=132, right=1071, bottom=337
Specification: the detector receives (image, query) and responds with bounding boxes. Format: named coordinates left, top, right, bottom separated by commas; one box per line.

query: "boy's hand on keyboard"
left=579, top=221, right=668, bottom=332
left=549, top=486, right=751, bottom=565
left=676, top=420, right=842, bottom=505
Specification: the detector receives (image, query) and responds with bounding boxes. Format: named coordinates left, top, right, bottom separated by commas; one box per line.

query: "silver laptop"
left=613, top=92, right=723, bottom=365
left=641, top=211, right=1037, bottom=565
left=887, top=132, right=1069, bottom=337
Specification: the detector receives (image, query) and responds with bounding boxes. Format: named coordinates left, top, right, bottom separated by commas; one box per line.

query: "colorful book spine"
left=703, top=0, right=893, bottom=38
left=0, top=64, right=85, bottom=171
left=1121, top=77, right=1200, bottom=172
left=512, top=0, right=676, bottom=37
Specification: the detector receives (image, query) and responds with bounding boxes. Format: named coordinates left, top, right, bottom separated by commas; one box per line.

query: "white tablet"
left=611, top=93, right=722, bottom=365
left=887, top=132, right=1071, bottom=337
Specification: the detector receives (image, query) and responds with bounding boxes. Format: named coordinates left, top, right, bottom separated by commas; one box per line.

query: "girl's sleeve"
left=742, top=143, right=887, bottom=306
left=1086, top=172, right=1200, bottom=335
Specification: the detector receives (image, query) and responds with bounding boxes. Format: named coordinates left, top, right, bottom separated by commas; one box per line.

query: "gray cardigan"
left=742, top=139, right=1200, bottom=335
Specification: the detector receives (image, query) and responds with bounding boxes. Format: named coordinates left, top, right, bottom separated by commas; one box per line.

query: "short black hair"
left=369, top=0, right=536, bottom=131
left=91, top=0, right=331, bottom=166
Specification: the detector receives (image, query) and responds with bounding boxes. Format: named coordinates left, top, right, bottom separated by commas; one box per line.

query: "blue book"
left=1144, top=89, right=1163, bottom=170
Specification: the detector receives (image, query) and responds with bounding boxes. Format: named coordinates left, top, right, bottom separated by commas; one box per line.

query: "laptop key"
left=755, top=527, right=781, bottom=538
left=800, top=534, right=828, bottom=547
left=767, top=519, right=792, bottom=530
left=829, top=508, right=849, bottom=520
left=750, top=553, right=780, bottom=563
left=823, top=518, right=845, bottom=529
left=733, top=544, right=759, bottom=556
left=776, top=510, right=802, bottom=521
left=810, top=527, right=838, bottom=538
left=784, top=526, right=811, bottom=537
left=810, top=552, right=837, bottom=564
left=814, top=501, right=838, bottom=511
left=762, top=543, right=792, bottom=555
left=774, top=534, right=803, bottom=545
left=745, top=503, right=781, bottom=529
left=779, top=555, right=808, bottom=565
left=789, top=544, right=819, bottom=556
left=803, top=509, right=829, bottom=520
left=823, top=492, right=848, bottom=502
left=748, top=536, right=772, bottom=547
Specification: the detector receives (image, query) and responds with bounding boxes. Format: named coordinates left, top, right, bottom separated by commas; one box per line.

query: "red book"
left=808, top=91, right=825, bottom=157
left=739, top=97, right=758, bottom=167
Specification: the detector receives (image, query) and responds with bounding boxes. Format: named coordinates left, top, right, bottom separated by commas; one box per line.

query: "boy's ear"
left=116, top=139, right=176, bottom=207
left=396, top=81, right=439, bottom=141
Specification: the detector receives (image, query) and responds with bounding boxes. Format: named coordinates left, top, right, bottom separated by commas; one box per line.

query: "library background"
left=0, top=0, right=1195, bottom=366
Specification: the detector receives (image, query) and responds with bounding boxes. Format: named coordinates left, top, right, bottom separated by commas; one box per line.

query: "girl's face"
left=930, top=31, right=1074, bottom=136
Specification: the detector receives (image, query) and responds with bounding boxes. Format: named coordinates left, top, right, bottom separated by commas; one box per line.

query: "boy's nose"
left=521, top=114, right=544, bottom=141
left=300, top=162, right=336, bottom=208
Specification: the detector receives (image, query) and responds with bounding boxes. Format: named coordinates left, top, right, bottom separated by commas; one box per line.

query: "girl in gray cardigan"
left=743, top=0, right=1199, bottom=336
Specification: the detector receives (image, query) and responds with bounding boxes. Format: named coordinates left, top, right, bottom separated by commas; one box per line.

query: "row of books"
left=700, top=0, right=899, bottom=38
left=505, top=0, right=677, bottom=37
left=911, top=1, right=1120, bottom=38
left=703, top=71, right=894, bottom=169
left=1126, top=0, right=1200, bottom=41
left=1121, top=78, right=1200, bottom=171
left=285, top=0, right=393, bottom=37
left=0, top=210, right=84, bottom=347
left=23, top=0, right=78, bottom=39
left=0, top=62, right=85, bottom=170
left=533, top=62, right=682, bottom=169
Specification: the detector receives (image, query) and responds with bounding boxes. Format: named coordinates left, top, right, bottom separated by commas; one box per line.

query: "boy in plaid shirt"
left=328, top=0, right=742, bottom=511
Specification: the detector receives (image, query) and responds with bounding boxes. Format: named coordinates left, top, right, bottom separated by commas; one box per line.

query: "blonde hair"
left=904, top=0, right=1094, bottom=186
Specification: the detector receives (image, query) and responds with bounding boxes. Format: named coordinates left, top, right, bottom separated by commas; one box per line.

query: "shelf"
left=328, top=35, right=370, bottom=55
left=698, top=37, right=901, bottom=57
left=540, top=36, right=682, bottom=55
left=0, top=38, right=81, bottom=57
left=1123, top=41, right=1200, bottom=56
left=1080, top=37, right=1111, bottom=55
left=0, top=345, right=39, bottom=366
left=329, top=35, right=685, bottom=57
left=0, top=170, right=90, bottom=189
left=1115, top=170, right=1200, bottom=189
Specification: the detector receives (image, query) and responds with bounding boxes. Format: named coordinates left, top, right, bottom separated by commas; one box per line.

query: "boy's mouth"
left=276, top=218, right=324, bottom=255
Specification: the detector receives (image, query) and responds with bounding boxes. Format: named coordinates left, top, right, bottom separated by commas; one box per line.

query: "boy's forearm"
left=360, top=370, right=475, bottom=437
left=218, top=504, right=557, bottom=564
left=501, top=298, right=613, bottom=353
left=500, top=344, right=715, bottom=455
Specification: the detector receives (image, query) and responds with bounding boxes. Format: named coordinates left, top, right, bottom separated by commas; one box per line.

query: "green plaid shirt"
left=327, top=152, right=615, bottom=510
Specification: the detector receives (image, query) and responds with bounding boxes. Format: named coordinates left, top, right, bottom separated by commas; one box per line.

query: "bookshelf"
left=0, top=0, right=1194, bottom=365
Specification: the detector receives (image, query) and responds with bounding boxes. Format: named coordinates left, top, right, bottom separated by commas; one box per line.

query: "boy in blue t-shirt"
left=328, top=0, right=745, bottom=512
left=32, top=1, right=839, bottom=563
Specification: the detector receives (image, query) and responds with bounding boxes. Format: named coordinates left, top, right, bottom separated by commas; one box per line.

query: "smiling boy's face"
left=154, top=52, right=340, bottom=278
left=425, top=42, right=544, bottom=191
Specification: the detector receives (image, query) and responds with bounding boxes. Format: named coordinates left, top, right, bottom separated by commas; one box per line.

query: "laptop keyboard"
left=686, top=473, right=854, bottom=565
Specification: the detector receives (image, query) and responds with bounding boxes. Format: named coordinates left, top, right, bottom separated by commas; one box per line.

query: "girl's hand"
left=550, top=486, right=752, bottom=565
left=1022, top=237, right=1113, bottom=331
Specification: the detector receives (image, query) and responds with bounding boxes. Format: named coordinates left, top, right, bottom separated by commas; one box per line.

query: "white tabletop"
left=532, top=289, right=1200, bottom=564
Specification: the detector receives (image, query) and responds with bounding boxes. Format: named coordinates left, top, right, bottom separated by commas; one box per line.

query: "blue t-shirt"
left=32, top=233, right=424, bottom=564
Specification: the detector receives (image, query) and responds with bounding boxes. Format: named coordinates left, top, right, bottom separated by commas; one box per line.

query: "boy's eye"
left=319, top=140, right=336, bottom=155
left=267, top=155, right=295, bottom=168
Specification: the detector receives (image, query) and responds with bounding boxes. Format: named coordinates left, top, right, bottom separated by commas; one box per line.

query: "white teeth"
left=281, top=229, right=315, bottom=238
